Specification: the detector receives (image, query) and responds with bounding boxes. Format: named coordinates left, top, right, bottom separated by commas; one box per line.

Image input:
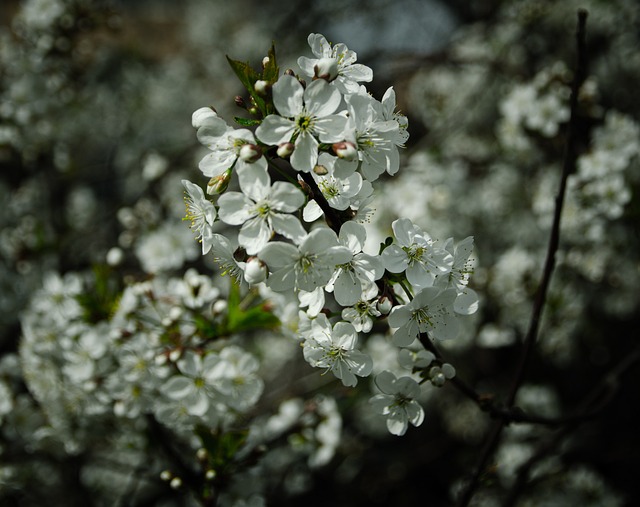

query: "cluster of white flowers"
left=185, top=33, right=478, bottom=436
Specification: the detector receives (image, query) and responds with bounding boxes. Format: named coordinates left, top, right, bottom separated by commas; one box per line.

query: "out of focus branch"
left=456, top=10, right=589, bottom=507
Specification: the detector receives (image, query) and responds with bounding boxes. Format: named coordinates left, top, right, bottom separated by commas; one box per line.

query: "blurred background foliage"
left=1, top=0, right=640, bottom=505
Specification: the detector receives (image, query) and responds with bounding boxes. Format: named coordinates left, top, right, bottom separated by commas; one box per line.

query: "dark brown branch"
left=503, top=343, right=640, bottom=506
left=456, top=10, right=589, bottom=507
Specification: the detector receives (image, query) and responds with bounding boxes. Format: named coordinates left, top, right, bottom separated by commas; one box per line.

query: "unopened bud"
left=168, top=348, right=182, bottom=363
left=429, top=366, right=446, bottom=387
left=205, top=469, right=217, bottom=480
left=277, top=142, right=295, bottom=158
left=314, top=57, right=339, bottom=82
left=196, top=448, right=208, bottom=461
left=244, top=257, right=268, bottom=285
left=333, top=141, right=357, bottom=161
left=170, top=477, right=182, bottom=489
left=239, top=143, right=263, bottom=163
left=262, top=56, right=270, bottom=68
left=442, top=363, right=456, bottom=379
left=248, top=106, right=258, bottom=115
left=207, top=169, right=232, bottom=195
left=254, top=80, right=270, bottom=95
left=160, top=470, right=172, bottom=481
left=212, top=300, right=227, bottom=315
left=284, top=68, right=295, bottom=76
left=377, top=296, right=393, bottom=315
left=106, top=247, right=124, bottom=266
left=313, top=164, right=328, bottom=176
left=234, top=95, right=246, bottom=108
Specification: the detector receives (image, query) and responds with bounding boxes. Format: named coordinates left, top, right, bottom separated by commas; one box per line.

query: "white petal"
left=334, top=270, right=362, bottom=307
left=218, top=192, right=254, bottom=225
left=386, top=409, right=409, bottom=436
left=259, top=241, right=298, bottom=268
left=303, top=200, right=323, bottom=222
left=454, top=288, right=479, bottom=315
left=272, top=75, right=304, bottom=117
left=291, top=132, right=319, bottom=173
left=238, top=218, right=271, bottom=255
left=256, top=115, right=296, bottom=145
left=381, top=245, right=408, bottom=273
left=270, top=213, right=307, bottom=244
left=270, top=181, right=305, bottom=211
left=238, top=163, right=270, bottom=201
left=305, top=79, right=342, bottom=117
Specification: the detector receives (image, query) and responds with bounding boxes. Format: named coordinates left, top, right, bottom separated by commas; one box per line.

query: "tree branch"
left=455, top=10, right=589, bottom=506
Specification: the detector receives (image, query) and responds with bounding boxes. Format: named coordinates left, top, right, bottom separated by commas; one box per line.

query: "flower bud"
left=207, top=169, right=231, bottom=195
left=244, top=257, right=268, bottom=285
left=106, top=247, right=124, bottom=266
left=234, top=95, right=246, bottom=109
left=262, top=56, right=270, bottom=68
left=313, top=164, right=328, bottom=175
left=196, top=448, right=208, bottom=461
left=314, top=57, right=339, bottom=81
left=377, top=296, right=393, bottom=315
left=205, top=469, right=217, bottom=480
left=277, top=142, right=295, bottom=158
left=332, top=141, right=357, bottom=161
left=170, top=477, right=182, bottom=489
left=284, top=68, right=295, bottom=76
left=239, top=143, right=263, bottom=163
left=168, top=348, right=182, bottom=363
left=254, top=80, right=270, bottom=96
left=429, top=366, right=446, bottom=387
left=160, top=470, right=172, bottom=481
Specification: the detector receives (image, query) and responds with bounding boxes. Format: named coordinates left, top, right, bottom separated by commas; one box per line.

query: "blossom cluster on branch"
left=184, top=33, right=479, bottom=436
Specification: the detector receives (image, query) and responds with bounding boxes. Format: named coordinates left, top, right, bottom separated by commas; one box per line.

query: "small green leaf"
left=226, top=55, right=267, bottom=117
left=234, top=117, right=262, bottom=127
left=195, top=426, right=249, bottom=469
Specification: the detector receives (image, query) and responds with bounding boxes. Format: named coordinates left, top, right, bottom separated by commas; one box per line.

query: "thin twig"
left=456, top=10, right=589, bottom=507
left=503, top=343, right=640, bottom=506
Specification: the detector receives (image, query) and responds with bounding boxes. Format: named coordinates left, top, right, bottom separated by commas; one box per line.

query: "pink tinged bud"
left=234, top=95, right=246, bottom=108
left=377, top=296, right=393, bottom=315
left=284, top=68, right=295, bottom=76
left=207, top=169, right=231, bottom=195
left=244, top=257, right=268, bottom=285
left=277, top=142, right=295, bottom=158
left=239, top=143, right=263, bottom=163
left=333, top=141, right=358, bottom=161
left=314, top=57, right=339, bottom=81
left=254, top=80, right=270, bottom=95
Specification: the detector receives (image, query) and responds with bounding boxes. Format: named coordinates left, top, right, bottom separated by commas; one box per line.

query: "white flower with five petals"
left=297, top=33, right=373, bottom=94
left=259, top=228, right=352, bottom=292
left=256, top=75, right=347, bottom=173
left=302, top=313, right=372, bottom=387
left=217, top=164, right=306, bottom=255
left=369, top=370, right=424, bottom=436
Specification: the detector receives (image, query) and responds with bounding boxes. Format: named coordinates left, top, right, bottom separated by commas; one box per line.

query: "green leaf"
left=226, top=55, right=268, bottom=117
left=226, top=280, right=280, bottom=334
left=195, top=426, right=249, bottom=470
left=227, top=42, right=279, bottom=118
left=76, top=263, right=122, bottom=323
left=234, top=117, right=262, bottom=127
